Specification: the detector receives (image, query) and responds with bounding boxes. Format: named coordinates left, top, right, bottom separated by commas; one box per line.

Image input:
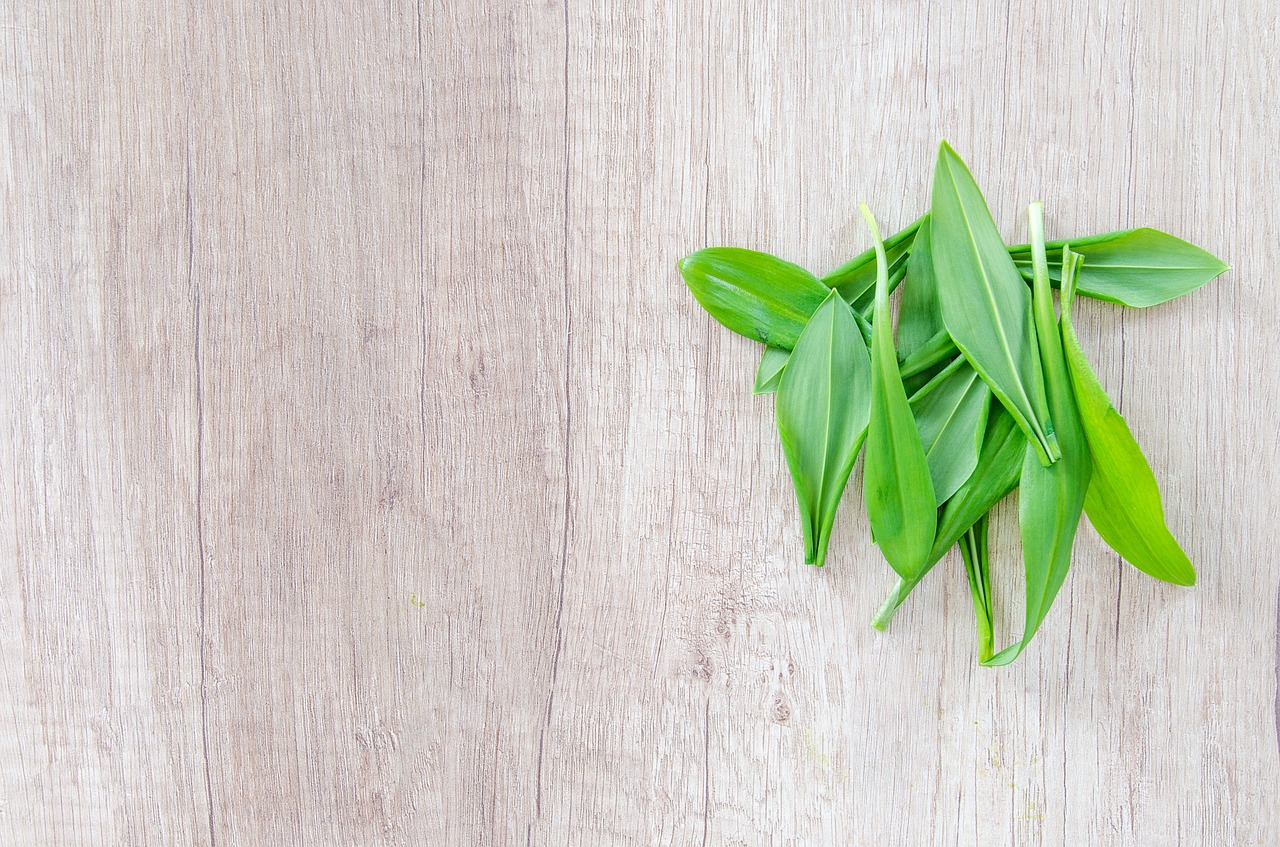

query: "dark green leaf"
left=899, top=328, right=961, bottom=380
left=929, top=142, right=1060, bottom=465
left=776, top=289, right=872, bottom=566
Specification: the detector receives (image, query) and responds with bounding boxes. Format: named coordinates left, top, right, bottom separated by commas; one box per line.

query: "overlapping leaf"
left=776, top=290, right=872, bottom=567
left=984, top=208, right=1091, bottom=666
left=677, top=248, right=829, bottom=349
left=679, top=142, right=1223, bottom=665
left=1060, top=255, right=1196, bottom=585
left=1010, top=228, right=1229, bottom=307
left=909, top=359, right=991, bottom=505
left=861, top=205, right=937, bottom=580
left=929, top=142, right=1060, bottom=466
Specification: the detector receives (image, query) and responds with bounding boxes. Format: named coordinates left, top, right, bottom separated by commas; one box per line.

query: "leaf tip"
left=676, top=252, right=698, bottom=274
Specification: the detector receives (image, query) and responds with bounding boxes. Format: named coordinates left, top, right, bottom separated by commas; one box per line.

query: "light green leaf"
left=1010, top=228, right=1229, bottom=308
left=753, top=346, right=791, bottom=395
left=960, top=514, right=995, bottom=664
left=776, top=289, right=872, bottom=566
left=860, top=204, right=936, bottom=581
left=909, top=359, right=992, bottom=504
left=678, top=248, right=829, bottom=349
left=929, top=142, right=1060, bottom=465
left=1060, top=250, right=1196, bottom=585
left=984, top=206, right=1092, bottom=667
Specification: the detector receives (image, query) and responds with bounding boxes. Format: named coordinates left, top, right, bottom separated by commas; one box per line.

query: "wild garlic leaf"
left=984, top=207, right=1092, bottom=667
left=909, top=358, right=992, bottom=504
left=898, top=214, right=944, bottom=358
left=929, top=142, right=1060, bottom=466
left=930, top=406, right=1025, bottom=564
left=822, top=215, right=924, bottom=309
left=678, top=248, right=829, bottom=349
left=900, top=329, right=963, bottom=397
left=1009, top=227, right=1229, bottom=308
left=960, top=514, right=995, bottom=664
left=860, top=204, right=937, bottom=581
left=899, top=328, right=960, bottom=380
left=871, top=404, right=1025, bottom=630
left=776, top=289, right=872, bottom=566
left=752, top=346, right=792, bottom=395
left=1060, top=252, right=1196, bottom=585
left=754, top=305, right=875, bottom=397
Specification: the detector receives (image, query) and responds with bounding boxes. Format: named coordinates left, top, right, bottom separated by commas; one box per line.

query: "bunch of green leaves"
left=677, top=141, right=1225, bottom=664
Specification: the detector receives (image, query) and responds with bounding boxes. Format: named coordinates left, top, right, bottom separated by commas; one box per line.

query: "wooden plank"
left=1, top=0, right=1277, bottom=844
left=0, top=2, right=211, bottom=844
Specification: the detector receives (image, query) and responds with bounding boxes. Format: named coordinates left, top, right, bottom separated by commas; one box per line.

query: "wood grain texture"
left=2, top=1, right=1277, bottom=844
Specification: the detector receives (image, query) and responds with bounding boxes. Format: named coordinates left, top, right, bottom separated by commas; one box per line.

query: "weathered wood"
left=2, top=0, right=1277, bottom=844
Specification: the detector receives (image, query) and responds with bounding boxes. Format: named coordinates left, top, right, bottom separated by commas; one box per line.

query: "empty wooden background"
left=3, top=1, right=1277, bottom=844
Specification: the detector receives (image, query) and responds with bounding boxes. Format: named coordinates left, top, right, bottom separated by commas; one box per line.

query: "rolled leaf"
left=960, top=515, right=995, bottom=664
left=1060, top=252, right=1196, bottom=585
left=984, top=208, right=1091, bottom=667
left=860, top=204, right=937, bottom=580
left=776, top=289, right=872, bottom=566
left=678, top=248, right=829, bottom=349
left=929, top=142, right=1060, bottom=465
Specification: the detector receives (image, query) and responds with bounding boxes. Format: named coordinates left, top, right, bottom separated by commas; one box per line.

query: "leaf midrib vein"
left=943, top=158, right=1040, bottom=425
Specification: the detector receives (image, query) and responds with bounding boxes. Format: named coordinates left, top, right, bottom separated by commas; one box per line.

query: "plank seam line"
left=188, top=148, right=218, bottom=847
left=532, top=0, right=573, bottom=828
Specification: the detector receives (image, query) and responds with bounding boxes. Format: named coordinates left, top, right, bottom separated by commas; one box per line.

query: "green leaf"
left=822, top=216, right=924, bottom=310
left=899, top=329, right=963, bottom=397
left=909, top=358, right=992, bottom=504
left=929, top=142, right=1060, bottom=465
left=984, top=206, right=1092, bottom=667
left=860, top=204, right=936, bottom=580
left=960, top=514, right=995, bottom=664
left=678, top=248, right=829, bottom=349
left=897, top=214, right=943, bottom=358
left=899, top=328, right=960, bottom=380
left=931, top=407, right=1025, bottom=564
left=776, top=289, right=873, bottom=566
left=1010, top=228, right=1229, bottom=308
left=871, top=405, right=1025, bottom=630
left=752, top=346, right=791, bottom=395
left=1060, top=250, right=1196, bottom=585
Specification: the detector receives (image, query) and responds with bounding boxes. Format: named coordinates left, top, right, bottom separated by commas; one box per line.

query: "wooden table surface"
left=3, top=1, right=1277, bottom=844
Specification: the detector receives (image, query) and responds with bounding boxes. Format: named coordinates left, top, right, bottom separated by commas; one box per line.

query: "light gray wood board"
left=1, top=1, right=1276, bottom=844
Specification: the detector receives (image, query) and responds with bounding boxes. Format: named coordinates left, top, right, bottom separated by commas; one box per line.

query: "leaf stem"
left=871, top=577, right=917, bottom=630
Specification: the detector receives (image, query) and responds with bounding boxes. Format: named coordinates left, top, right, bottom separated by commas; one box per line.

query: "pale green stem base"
left=870, top=577, right=917, bottom=631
